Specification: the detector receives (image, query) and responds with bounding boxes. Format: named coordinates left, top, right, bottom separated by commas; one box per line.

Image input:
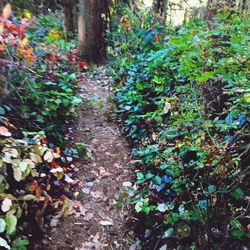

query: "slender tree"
left=61, top=0, right=75, bottom=39
left=78, top=0, right=108, bottom=63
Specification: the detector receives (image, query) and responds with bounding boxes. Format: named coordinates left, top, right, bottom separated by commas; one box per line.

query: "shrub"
left=0, top=5, right=84, bottom=248
left=112, top=10, right=250, bottom=249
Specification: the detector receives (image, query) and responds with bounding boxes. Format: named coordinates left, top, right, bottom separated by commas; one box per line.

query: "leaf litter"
left=43, top=70, right=133, bottom=249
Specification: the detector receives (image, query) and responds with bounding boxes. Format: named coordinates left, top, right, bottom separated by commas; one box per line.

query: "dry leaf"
left=114, top=163, right=123, bottom=169
left=84, top=212, right=94, bottom=221
left=99, top=167, right=112, bottom=177
left=100, top=220, right=113, bottom=226
left=0, top=126, right=11, bottom=137
left=2, top=3, right=12, bottom=19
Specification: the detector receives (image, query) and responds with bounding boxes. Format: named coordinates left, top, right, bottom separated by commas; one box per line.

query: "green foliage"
left=112, top=10, right=250, bottom=249
left=0, top=9, right=84, bottom=249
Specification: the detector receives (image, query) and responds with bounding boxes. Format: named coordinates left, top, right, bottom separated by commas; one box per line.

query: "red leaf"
left=78, top=61, right=88, bottom=69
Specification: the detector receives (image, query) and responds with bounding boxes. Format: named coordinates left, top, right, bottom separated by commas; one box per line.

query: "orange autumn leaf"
left=41, top=137, right=48, bottom=145
left=28, top=181, right=38, bottom=192
left=35, top=186, right=42, bottom=200
left=50, top=160, right=60, bottom=168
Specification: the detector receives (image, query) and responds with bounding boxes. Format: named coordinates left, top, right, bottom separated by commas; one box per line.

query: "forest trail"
left=46, top=70, right=132, bottom=249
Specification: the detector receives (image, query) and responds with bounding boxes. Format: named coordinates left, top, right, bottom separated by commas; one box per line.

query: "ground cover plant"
left=0, top=5, right=86, bottom=248
left=110, top=6, right=250, bottom=249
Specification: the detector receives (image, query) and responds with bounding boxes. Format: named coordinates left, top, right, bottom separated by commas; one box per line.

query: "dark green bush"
left=112, top=10, right=250, bottom=249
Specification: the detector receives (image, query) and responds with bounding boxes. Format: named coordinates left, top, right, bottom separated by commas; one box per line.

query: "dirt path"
left=46, top=72, right=132, bottom=249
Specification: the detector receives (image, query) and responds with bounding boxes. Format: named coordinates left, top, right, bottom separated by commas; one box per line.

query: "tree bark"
left=78, top=0, right=108, bottom=63
left=61, top=0, right=75, bottom=39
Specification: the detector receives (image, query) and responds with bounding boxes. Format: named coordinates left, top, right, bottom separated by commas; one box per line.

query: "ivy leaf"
left=159, top=244, right=168, bottom=250
left=44, top=150, right=54, bottom=162
left=231, top=230, right=245, bottom=239
left=22, top=194, right=36, bottom=201
left=230, top=188, right=244, bottom=199
left=0, top=218, right=6, bottom=233
left=164, top=227, right=174, bottom=238
left=144, top=33, right=153, bottom=44
left=5, top=215, right=17, bottom=235
left=13, top=167, right=22, bottom=182
left=29, top=153, right=42, bottom=164
left=154, top=176, right=162, bottom=185
left=0, top=237, right=10, bottom=249
left=135, top=201, right=143, bottom=213
left=208, top=185, right=217, bottom=194
left=1, top=198, right=12, bottom=212
left=0, top=107, right=5, bottom=115
left=136, top=172, right=144, bottom=179
left=157, top=203, right=167, bottom=212
left=156, top=183, right=166, bottom=192
left=196, top=71, right=215, bottom=83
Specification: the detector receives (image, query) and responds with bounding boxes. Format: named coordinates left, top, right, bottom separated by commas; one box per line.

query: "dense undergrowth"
left=0, top=7, right=86, bottom=249
left=111, top=6, right=250, bottom=249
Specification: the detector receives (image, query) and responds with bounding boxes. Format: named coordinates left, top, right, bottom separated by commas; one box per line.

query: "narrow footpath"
left=46, top=71, right=132, bottom=249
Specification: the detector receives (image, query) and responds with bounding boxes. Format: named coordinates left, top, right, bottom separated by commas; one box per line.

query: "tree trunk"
left=78, top=0, right=108, bottom=63
left=61, top=0, right=75, bottom=39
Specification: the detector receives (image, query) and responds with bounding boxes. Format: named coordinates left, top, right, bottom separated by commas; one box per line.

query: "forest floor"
left=41, top=69, right=133, bottom=249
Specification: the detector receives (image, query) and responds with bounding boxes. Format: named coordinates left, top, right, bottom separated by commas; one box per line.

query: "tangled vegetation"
left=0, top=6, right=86, bottom=249
left=111, top=6, right=250, bottom=249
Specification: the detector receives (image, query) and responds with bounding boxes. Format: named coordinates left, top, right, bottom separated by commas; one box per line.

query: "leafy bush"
left=112, top=10, right=250, bottom=249
left=0, top=5, right=85, bottom=248
left=0, top=121, right=75, bottom=249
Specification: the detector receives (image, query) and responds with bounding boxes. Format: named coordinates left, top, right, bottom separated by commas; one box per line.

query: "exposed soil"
left=42, top=71, right=133, bottom=249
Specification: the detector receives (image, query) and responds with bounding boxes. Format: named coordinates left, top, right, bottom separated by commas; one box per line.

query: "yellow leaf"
left=120, top=16, right=131, bottom=29
left=21, top=37, right=29, bottom=47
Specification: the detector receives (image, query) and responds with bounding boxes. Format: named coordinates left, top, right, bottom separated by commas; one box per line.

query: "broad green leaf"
left=5, top=215, right=17, bottom=235
left=135, top=201, right=143, bottom=213
left=231, top=188, right=244, bottom=199
left=22, top=194, right=36, bottom=201
left=136, top=172, right=144, bottom=179
left=0, top=218, right=6, bottom=233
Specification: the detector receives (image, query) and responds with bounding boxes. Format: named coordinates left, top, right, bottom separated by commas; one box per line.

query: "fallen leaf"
left=100, top=220, right=113, bottom=226
left=64, top=174, right=74, bottom=183
left=129, top=244, right=137, bottom=250
left=99, top=167, right=112, bottom=177
left=114, top=163, right=123, bottom=169
left=73, top=201, right=87, bottom=217
left=84, top=213, right=94, bottom=221
left=123, top=181, right=132, bottom=187
left=50, top=218, right=59, bottom=227
left=81, top=188, right=90, bottom=194
left=90, top=191, right=102, bottom=199
left=0, top=126, right=11, bottom=137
